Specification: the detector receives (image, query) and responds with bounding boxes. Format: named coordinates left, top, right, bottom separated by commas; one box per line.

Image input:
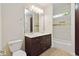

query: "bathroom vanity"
left=25, top=33, right=51, bottom=56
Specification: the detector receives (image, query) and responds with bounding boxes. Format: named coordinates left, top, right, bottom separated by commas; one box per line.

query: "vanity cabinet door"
left=25, top=37, right=42, bottom=56
left=25, top=34, right=51, bottom=56
left=25, top=37, right=32, bottom=55
left=31, top=37, right=40, bottom=52
left=40, top=35, right=51, bottom=51
left=30, top=44, right=41, bottom=56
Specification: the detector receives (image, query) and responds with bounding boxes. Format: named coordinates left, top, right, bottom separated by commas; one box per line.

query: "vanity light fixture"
left=53, top=11, right=70, bottom=19
left=30, top=5, right=44, bottom=14
left=24, top=9, right=31, bottom=14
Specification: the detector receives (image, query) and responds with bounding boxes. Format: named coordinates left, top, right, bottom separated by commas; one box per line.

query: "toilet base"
left=13, top=50, right=26, bottom=56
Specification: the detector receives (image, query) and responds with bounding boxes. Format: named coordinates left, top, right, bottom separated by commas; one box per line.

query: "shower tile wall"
left=53, top=3, right=71, bottom=42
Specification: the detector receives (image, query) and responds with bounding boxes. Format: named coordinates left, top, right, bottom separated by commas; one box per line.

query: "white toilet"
left=8, top=40, right=26, bottom=56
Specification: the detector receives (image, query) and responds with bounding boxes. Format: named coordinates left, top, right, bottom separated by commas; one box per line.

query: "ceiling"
left=25, top=3, right=52, bottom=9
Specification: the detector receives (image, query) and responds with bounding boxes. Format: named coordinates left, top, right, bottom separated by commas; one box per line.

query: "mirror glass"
left=24, top=8, right=40, bottom=33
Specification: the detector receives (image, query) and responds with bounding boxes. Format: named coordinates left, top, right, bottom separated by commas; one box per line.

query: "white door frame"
left=0, top=4, right=2, bottom=51
left=71, top=3, right=75, bottom=55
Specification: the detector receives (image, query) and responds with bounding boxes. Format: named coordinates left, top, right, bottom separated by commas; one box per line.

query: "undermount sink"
left=25, top=32, right=51, bottom=38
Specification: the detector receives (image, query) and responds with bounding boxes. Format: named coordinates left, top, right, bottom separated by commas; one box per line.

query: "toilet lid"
left=13, top=50, right=26, bottom=56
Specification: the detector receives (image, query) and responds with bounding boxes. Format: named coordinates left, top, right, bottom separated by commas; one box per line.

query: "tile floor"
left=40, top=48, right=72, bottom=56
left=0, top=48, right=72, bottom=56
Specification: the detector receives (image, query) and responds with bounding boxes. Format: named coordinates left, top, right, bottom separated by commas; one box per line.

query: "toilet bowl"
left=8, top=40, right=26, bottom=56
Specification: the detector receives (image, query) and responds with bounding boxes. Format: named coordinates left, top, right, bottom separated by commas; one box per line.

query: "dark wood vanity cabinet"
left=25, top=34, right=51, bottom=56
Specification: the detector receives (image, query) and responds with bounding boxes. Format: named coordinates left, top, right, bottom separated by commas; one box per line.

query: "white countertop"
left=25, top=32, right=51, bottom=38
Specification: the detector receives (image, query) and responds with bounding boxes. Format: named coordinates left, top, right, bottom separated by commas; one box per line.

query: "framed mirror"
left=24, top=8, right=40, bottom=33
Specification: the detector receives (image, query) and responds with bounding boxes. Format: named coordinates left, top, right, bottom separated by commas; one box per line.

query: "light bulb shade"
left=53, top=13, right=65, bottom=18
left=30, top=5, right=44, bottom=14
left=24, top=9, right=31, bottom=15
left=53, top=11, right=70, bottom=19
left=64, top=11, right=70, bottom=15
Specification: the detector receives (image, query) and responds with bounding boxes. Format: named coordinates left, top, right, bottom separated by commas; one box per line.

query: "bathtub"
left=53, top=38, right=74, bottom=55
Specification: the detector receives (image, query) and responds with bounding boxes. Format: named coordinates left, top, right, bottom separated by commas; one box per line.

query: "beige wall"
left=44, top=4, right=53, bottom=34
left=1, top=4, right=25, bottom=50
left=0, top=4, right=2, bottom=51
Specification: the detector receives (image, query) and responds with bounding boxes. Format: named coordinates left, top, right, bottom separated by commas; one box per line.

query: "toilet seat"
left=13, top=50, right=26, bottom=56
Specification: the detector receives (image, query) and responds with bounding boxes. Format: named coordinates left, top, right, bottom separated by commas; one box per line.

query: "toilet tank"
left=8, top=40, right=23, bottom=52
